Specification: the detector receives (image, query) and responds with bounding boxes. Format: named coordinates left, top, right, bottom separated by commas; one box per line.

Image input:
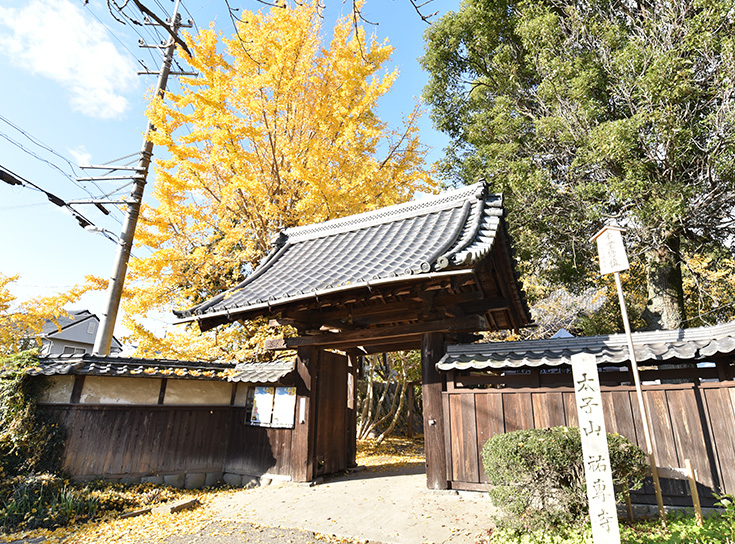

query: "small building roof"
left=175, top=182, right=531, bottom=338
left=29, top=354, right=295, bottom=384
left=41, top=310, right=123, bottom=351
left=438, top=321, right=735, bottom=370
left=41, top=310, right=94, bottom=336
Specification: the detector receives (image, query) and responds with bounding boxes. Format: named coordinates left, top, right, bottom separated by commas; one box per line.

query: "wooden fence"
left=443, top=381, right=735, bottom=503
left=43, top=405, right=293, bottom=479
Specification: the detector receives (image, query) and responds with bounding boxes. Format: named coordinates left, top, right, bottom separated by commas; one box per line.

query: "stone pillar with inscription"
left=572, top=352, right=621, bottom=544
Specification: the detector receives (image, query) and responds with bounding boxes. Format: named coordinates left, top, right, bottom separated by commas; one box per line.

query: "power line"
left=192, top=0, right=216, bottom=15
left=0, top=130, right=77, bottom=183
left=0, top=165, right=116, bottom=243
left=0, top=114, right=81, bottom=178
left=0, top=120, right=102, bottom=196
left=0, top=130, right=115, bottom=212
left=80, top=0, right=160, bottom=69
left=181, top=1, right=200, bottom=34
left=105, top=0, right=192, bottom=57
left=153, top=0, right=168, bottom=15
left=0, top=117, right=126, bottom=226
left=0, top=202, right=49, bottom=212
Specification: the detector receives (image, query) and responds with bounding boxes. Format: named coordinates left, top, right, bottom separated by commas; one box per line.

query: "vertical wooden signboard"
left=572, top=353, right=621, bottom=544
left=591, top=225, right=666, bottom=523
left=592, top=226, right=629, bottom=276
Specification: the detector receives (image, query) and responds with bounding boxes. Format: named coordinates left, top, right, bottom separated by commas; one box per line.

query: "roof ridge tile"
left=284, top=182, right=490, bottom=243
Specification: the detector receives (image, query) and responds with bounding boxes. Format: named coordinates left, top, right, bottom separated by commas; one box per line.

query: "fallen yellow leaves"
left=1, top=488, right=237, bottom=544
left=1, top=437, right=426, bottom=543
left=355, top=437, right=425, bottom=472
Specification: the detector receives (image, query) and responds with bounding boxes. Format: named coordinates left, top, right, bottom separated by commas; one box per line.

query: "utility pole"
left=92, top=0, right=194, bottom=355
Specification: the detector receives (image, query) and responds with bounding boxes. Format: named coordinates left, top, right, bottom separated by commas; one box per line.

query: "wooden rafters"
left=265, top=315, right=487, bottom=351
left=266, top=273, right=510, bottom=334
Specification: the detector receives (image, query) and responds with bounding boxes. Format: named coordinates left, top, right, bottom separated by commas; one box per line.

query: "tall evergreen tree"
left=422, top=0, right=735, bottom=330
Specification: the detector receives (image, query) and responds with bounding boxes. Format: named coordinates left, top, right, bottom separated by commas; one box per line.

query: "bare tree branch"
left=408, top=0, right=438, bottom=23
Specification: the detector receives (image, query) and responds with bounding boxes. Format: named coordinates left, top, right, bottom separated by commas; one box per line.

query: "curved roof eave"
left=174, top=182, right=526, bottom=326
left=175, top=269, right=478, bottom=326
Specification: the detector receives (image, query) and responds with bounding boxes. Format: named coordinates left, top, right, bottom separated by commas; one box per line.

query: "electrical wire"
left=0, top=202, right=49, bottom=211
left=0, top=130, right=79, bottom=185
left=153, top=0, right=168, bottom=15
left=0, top=126, right=126, bottom=226
left=192, top=0, right=216, bottom=14
left=0, top=165, right=117, bottom=243
left=0, top=114, right=81, bottom=178
left=80, top=0, right=160, bottom=68
left=181, top=0, right=200, bottom=34
left=0, top=130, right=120, bottom=217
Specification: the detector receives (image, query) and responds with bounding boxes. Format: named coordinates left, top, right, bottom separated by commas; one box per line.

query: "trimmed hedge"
left=481, top=426, right=648, bottom=531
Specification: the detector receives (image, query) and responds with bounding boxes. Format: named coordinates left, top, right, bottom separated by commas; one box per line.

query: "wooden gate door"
left=314, top=350, right=349, bottom=476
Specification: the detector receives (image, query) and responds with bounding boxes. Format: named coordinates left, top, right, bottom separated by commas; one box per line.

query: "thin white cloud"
left=67, top=145, right=93, bottom=167
left=0, top=0, right=137, bottom=119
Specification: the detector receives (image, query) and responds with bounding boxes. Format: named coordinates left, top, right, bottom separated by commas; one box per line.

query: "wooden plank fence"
left=444, top=382, right=735, bottom=503
left=43, top=405, right=292, bottom=480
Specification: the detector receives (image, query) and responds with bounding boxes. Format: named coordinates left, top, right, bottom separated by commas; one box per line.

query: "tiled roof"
left=28, top=354, right=295, bottom=384
left=231, top=357, right=296, bottom=383
left=28, top=354, right=235, bottom=380
left=437, top=321, right=735, bottom=370
left=175, top=182, right=508, bottom=323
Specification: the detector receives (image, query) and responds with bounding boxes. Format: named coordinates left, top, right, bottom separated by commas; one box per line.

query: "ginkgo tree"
left=0, top=273, right=107, bottom=356
left=124, top=0, right=435, bottom=361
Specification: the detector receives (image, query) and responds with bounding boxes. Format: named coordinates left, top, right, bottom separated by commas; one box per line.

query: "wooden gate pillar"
left=346, top=350, right=360, bottom=468
left=291, top=345, right=318, bottom=482
left=422, top=332, right=449, bottom=489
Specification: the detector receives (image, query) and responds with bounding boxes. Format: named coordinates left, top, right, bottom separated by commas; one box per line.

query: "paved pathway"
left=5, top=465, right=497, bottom=544
left=192, top=464, right=497, bottom=544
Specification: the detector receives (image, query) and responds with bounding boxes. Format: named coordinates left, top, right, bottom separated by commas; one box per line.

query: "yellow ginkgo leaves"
left=125, top=0, right=435, bottom=362
left=0, top=273, right=107, bottom=356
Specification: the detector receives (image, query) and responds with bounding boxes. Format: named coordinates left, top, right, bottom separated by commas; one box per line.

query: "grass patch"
left=620, top=512, right=734, bottom=544
left=481, top=507, right=735, bottom=543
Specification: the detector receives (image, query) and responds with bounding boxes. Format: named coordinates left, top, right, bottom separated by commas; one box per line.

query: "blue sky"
left=0, top=0, right=457, bottom=338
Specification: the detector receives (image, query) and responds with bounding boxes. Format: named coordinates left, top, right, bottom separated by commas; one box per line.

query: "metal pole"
left=93, top=0, right=183, bottom=355
left=613, top=271, right=667, bottom=525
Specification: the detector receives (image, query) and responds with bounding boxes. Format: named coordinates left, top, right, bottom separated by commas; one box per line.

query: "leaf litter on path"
left=2, top=438, right=422, bottom=544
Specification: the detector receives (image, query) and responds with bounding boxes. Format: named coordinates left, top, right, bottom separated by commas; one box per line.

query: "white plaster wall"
left=38, top=376, right=75, bottom=404
left=80, top=376, right=162, bottom=404
left=233, top=384, right=251, bottom=406
left=164, top=380, right=232, bottom=405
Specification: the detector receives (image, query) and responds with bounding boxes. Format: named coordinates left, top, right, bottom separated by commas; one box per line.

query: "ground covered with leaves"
left=354, top=436, right=424, bottom=471
left=2, top=437, right=734, bottom=544
left=0, top=438, right=422, bottom=543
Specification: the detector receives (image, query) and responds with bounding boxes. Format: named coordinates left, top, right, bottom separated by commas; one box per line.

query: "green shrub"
left=481, top=426, right=647, bottom=532
left=715, top=493, right=735, bottom=541
left=0, top=473, right=98, bottom=532
left=0, top=351, right=65, bottom=476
